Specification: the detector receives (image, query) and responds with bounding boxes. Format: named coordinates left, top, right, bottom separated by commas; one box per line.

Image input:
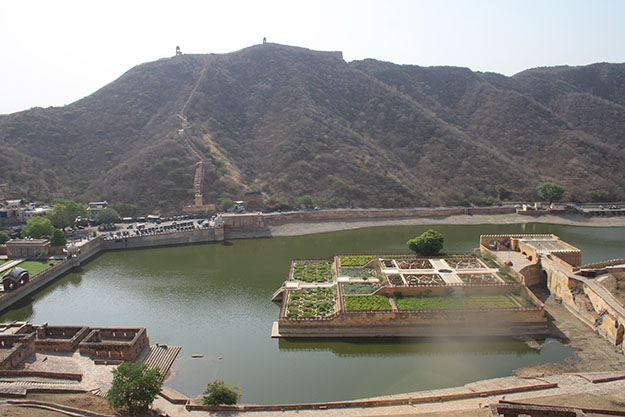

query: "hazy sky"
left=1, top=0, right=624, bottom=115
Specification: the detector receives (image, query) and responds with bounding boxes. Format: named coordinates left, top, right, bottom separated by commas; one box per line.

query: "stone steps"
left=142, top=345, right=181, bottom=382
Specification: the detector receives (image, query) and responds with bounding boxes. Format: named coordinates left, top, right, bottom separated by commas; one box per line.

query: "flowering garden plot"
left=458, top=273, right=501, bottom=284
left=444, top=257, right=486, bottom=269
left=341, top=282, right=381, bottom=295
left=396, top=259, right=433, bottom=270
left=382, top=259, right=395, bottom=268
left=338, top=267, right=378, bottom=279
left=339, top=256, right=373, bottom=266
left=291, top=261, right=333, bottom=283
left=387, top=275, right=404, bottom=285
left=285, top=287, right=337, bottom=318
left=344, top=295, right=392, bottom=311
left=404, top=274, right=445, bottom=285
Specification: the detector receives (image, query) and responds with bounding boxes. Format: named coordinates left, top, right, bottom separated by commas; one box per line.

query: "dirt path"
left=268, top=213, right=625, bottom=237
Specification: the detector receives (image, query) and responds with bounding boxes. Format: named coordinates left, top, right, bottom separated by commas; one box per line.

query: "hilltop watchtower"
left=175, top=45, right=182, bottom=56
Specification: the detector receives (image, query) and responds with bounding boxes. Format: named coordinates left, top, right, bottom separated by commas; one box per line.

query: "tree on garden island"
left=406, top=229, right=444, bottom=256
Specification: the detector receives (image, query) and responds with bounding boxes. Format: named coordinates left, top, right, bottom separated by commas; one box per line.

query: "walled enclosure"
left=274, top=253, right=548, bottom=338
left=0, top=322, right=150, bottom=369
left=78, top=328, right=149, bottom=361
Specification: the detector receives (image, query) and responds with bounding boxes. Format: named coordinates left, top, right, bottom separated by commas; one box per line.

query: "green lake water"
left=2, top=222, right=624, bottom=404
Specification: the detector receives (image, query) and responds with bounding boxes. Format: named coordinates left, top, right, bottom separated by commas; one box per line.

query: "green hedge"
left=339, top=256, right=373, bottom=266
left=344, top=295, right=392, bottom=311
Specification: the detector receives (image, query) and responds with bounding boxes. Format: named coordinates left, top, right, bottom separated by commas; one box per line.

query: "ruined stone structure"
left=34, top=324, right=90, bottom=352
left=482, top=234, right=625, bottom=354
left=0, top=332, right=36, bottom=370
left=0, top=322, right=150, bottom=369
left=78, top=327, right=149, bottom=361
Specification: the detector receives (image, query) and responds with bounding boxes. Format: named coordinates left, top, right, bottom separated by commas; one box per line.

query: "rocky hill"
left=1, top=44, right=624, bottom=211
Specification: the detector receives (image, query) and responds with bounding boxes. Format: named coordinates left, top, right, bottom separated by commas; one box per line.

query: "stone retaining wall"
left=186, top=381, right=557, bottom=412
left=264, top=206, right=516, bottom=225
left=278, top=307, right=547, bottom=337
left=0, top=258, right=75, bottom=313
left=100, top=227, right=223, bottom=251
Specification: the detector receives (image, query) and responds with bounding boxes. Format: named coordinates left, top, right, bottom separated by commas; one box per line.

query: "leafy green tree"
left=106, top=362, right=162, bottom=416
left=296, top=195, right=314, bottom=208
left=111, top=202, right=140, bottom=217
left=202, top=380, right=241, bottom=405
left=406, top=229, right=444, bottom=256
left=22, top=217, right=55, bottom=238
left=589, top=190, right=618, bottom=203
left=536, top=182, right=565, bottom=204
left=0, top=232, right=10, bottom=244
left=46, top=200, right=87, bottom=229
left=49, top=229, right=67, bottom=247
left=94, top=208, right=120, bottom=224
left=219, top=197, right=234, bottom=212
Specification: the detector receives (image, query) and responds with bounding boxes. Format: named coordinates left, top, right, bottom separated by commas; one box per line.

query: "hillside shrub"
left=202, top=380, right=241, bottom=405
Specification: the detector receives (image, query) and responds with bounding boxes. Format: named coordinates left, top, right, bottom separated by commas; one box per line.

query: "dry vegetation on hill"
left=1, top=44, right=624, bottom=212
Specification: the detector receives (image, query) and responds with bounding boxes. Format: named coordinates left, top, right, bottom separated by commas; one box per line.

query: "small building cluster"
left=0, top=199, right=52, bottom=227
left=87, top=201, right=108, bottom=221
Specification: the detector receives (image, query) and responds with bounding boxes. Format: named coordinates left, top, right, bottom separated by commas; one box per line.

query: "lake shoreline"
left=268, top=213, right=625, bottom=237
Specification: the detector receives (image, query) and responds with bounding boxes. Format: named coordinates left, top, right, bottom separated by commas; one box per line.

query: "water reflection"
left=278, top=337, right=540, bottom=356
